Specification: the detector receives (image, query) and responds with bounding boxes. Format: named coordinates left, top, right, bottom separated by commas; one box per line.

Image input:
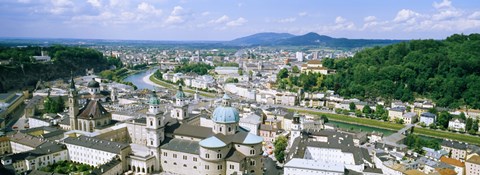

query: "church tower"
left=146, top=90, right=165, bottom=171
left=68, top=74, right=79, bottom=130
left=289, top=112, right=301, bottom=148
left=171, top=85, right=189, bottom=122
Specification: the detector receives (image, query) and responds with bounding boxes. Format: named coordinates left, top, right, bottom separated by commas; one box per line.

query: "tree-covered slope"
left=323, top=34, right=480, bottom=109
left=0, top=46, right=112, bottom=92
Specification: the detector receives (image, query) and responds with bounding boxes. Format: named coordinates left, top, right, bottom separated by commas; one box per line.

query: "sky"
left=0, top=0, right=479, bottom=41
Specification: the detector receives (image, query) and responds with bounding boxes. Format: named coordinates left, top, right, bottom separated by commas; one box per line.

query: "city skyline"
left=0, top=0, right=479, bottom=41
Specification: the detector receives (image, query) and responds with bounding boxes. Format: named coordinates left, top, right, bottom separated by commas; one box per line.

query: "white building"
left=63, top=136, right=131, bottom=169
left=420, top=112, right=436, bottom=126
left=284, top=158, right=344, bottom=175
left=239, top=113, right=262, bottom=135
left=296, top=52, right=304, bottom=62
left=448, top=118, right=466, bottom=132
left=215, top=67, right=238, bottom=75
left=466, top=154, right=480, bottom=175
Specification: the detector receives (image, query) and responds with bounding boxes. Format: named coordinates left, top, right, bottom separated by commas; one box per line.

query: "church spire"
left=69, top=71, right=76, bottom=90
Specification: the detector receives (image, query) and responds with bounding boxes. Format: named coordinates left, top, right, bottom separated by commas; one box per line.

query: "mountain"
left=227, top=32, right=404, bottom=48
left=227, top=32, right=295, bottom=46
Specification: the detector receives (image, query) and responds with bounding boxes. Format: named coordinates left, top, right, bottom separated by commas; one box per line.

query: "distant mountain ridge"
left=227, top=32, right=405, bottom=48
left=227, top=32, right=295, bottom=46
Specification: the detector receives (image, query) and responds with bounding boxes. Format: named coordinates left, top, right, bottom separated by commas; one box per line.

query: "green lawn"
left=295, top=109, right=480, bottom=145
left=149, top=75, right=217, bottom=98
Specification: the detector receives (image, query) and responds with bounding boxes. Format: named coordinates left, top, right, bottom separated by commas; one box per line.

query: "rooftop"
left=63, top=136, right=129, bottom=154
left=284, top=158, right=344, bottom=173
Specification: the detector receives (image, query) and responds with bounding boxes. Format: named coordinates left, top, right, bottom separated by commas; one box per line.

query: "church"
left=65, top=76, right=264, bottom=174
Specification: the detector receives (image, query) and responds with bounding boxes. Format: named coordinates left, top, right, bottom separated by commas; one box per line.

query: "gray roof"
left=3, top=142, right=66, bottom=163
left=225, top=148, right=246, bottom=162
left=7, top=132, right=47, bottom=148
left=172, top=124, right=213, bottom=139
left=420, top=112, right=436, bottom=119
left=89, top=157, right=122, bottom=175
left=63, top=136, right=129, bottom=154
left=288, top=130, right=369, bottom=165
left=160, top=138, right=199, bottom=154
left=441, top=139, right=467, bottom=150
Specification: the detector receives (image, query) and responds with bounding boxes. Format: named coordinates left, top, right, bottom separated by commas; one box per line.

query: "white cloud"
left=298, top=12, right=307, bottom=17
left=432, top=10, right=462, bottom=21
left=364, top=16, right=376, bottom=22
left=335, top=16, right=346, bottom=24
left=165, top=6, right=187, bottom=25
left=87, top=0, right=101, bottom=8
left=17, top=0, right=31, bottom=3
left=278, top=17, right=296, bottom=23
left=201, top=11, right=210, bottom=16
left=49, top=0, right=74, bottom=15
left=209, top=15, right=230, bottom=24
left=433, top=0, right=452, bottom=9
left=469, top=11, right=480, bottom=19
left=394, top=9, right=420, bottom=22
left=226, top=17, right=247, bottom=26
left=137, top=2, right=162, bottom=16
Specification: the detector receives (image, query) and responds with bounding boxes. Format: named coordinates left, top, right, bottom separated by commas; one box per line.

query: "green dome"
left=149, top=91, right=160, bottom=105
left=87, top=78, right=100, bottom=88
left=175, top=85, right=186, bottom=99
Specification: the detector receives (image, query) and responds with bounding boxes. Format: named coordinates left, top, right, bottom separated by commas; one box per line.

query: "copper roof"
left=467, top=154, right=480, bottom=164
left=307, top=60, right=323, bottom=64
left=440, top=156, right=465, bottom=167
left=77, top=100, right=109, bottom=119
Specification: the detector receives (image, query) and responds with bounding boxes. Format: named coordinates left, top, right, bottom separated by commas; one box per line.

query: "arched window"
left=150, top=120, right=153, bottom=126
left=228, top=127, right=232, bottom=132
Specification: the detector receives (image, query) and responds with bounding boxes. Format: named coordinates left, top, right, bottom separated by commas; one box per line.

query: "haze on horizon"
left=1, top=0, right=479, bottom=41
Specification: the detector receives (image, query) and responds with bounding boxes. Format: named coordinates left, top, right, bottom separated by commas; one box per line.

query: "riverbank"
left=147, top=75, right=217, bottom=98
left=295, top=109, right=480, bottom=145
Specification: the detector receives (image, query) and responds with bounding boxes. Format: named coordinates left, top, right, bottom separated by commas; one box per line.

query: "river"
left=124, top=68, right=158, bottom=90
left=329, top=120, right=395, bottom=136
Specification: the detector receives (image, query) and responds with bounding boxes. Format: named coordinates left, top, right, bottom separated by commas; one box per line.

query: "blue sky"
left=0, top=0, right=479, bottom=40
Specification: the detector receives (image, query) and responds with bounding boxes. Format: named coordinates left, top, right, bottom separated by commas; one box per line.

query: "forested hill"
left=323, top=33, right=480, bottom=109
left=0, top=46, right=114, bottom=92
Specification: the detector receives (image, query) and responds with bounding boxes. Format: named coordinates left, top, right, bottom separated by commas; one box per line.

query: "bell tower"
left=68, top=73, right=79, bottom=130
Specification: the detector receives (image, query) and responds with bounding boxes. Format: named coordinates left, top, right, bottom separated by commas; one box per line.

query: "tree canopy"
left=322, top=34, right=480, bottom=109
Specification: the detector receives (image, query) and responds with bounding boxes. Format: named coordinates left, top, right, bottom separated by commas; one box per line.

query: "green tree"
left=466, top=118, right=473, bottom=131
left=292, top=65, right=300, bottom=73
left=225, top=78, right=239, bottom=83
left=472, top=119, right=479, bottom=132
left=154, top=70, right=163, bottom=80
left=349, top=102, right=356, bottom=111
left=273, top=135, right=288, bottom=163
left=362, top=105, right=372, bottom=114
left=238, top=68, right=243, bottom=75
left=277, top=68, right=289, bottom=81
left=321, top=114, right=329, bottom=123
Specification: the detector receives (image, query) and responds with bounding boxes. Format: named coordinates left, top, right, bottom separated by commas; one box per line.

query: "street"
left=263, top=157, right=282, bottom=175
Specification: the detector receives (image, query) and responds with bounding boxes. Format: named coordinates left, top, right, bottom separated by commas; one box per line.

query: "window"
left=151, top=141, right=153, bottom=145
left=173, top=162, right=177, bottom=165
left=183, top=155, right=187, bottom=160
left=205, top=154, right=210, bottom=158
left=218, top=165, right=222, bottom=170
left=193, top=166, right=197, bottom=169
left=250, top=160, right=255, bottom=166
left=205, top=165, right=209, bottom=170
left=228, top=127, right=231, bottom=132
left=219, top=127, right=222, bottom=132
left=173, top=154, right=177, bottom=158
left=150, top=120, right=153, bottom=126
left=230, top=165, right=234, bottom=169
left=183, top=164, right=187, bottom=167
left=250, top=149, right=255, bottom=155
left=163, top=152, right=167, bottom=157
left=217, top=154, right=222, bottom=159
left=193, top=157, right=197, bottom=162
left=164, top=161, right=167, bottom=164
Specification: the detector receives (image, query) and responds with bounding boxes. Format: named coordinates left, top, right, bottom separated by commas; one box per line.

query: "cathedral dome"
left=175, top=85, right=186, bottom=99
left=212, top=106, right=239, bottom=124
left=149, top=91, right=160, bottom=105
left=87, top=78, right=100, bottom=88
